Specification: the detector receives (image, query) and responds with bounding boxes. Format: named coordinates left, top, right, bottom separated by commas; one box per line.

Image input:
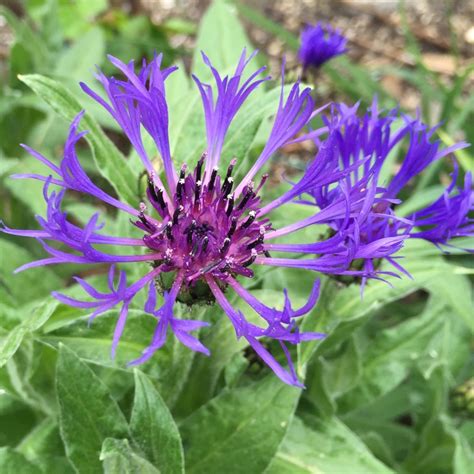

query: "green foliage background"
left=0, top=1, right=473, bottom=473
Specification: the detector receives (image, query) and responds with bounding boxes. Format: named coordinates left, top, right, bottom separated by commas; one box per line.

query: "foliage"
left=0, top=1, right=472, bottom=473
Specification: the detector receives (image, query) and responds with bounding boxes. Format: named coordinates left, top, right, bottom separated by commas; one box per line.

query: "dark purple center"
left=133, top=157, right=270, bottom=302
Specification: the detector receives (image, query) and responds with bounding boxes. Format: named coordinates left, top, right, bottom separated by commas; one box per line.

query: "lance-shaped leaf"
left=100, top=438, right=160, bottom=474
left=56, top=344, right=130, bottom=473
left=180, top=375, right=301, bottom=474
left=130, top=370, right=184, bottom=473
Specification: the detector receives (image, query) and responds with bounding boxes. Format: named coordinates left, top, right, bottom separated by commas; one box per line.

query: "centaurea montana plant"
left=2, top=51, right=380, bottom=387
left=298, top=22, right=348, bottom=70
left=293, top=99, right=473, bottom=290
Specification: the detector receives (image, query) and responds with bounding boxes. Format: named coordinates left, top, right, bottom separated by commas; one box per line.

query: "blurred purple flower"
left=298, top=22, right=347, bottom=69
left=2, top=50, right=366, bottom=387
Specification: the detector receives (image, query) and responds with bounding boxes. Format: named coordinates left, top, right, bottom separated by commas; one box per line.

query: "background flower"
left=298, top=22, right=347, bottom=69
left=295, top=99, right=472, bottom=287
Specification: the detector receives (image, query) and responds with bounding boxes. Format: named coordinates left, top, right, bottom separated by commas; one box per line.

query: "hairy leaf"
left=56, top=344, right=130, bottom=473
left=130, top=370, right=184, bottom=473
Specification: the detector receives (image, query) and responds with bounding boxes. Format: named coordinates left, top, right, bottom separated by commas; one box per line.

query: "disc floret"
left=134, top=156, right=270, bottom=301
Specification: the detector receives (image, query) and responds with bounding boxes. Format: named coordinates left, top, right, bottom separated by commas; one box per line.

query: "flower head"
left=297, top=98, right=472, bottom=285
left=298, top=22, right=347, bottom=69
left=2, top=50, right=351, bottom=387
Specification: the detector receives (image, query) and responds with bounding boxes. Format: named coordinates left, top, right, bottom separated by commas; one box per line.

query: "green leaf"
left=0, top=393, right=37, bottom=447
left=0, top=157, right=19, bottom=176
left=0, top=447, right=42, bottom=474
left=4, top=157, right=53, bottom=215
left=0, top=299, right=58, bottom=368
left=173, top=302, right=247, bottom=416
left=303, top=358, right=337, bottom=420
left=16, top=418, right=75, bottom=474
left=299, top=239, right=456, bottom=366
left=454, top=431, right=474, bottom=474
left=180, top=375, right=301, bottom=474
left=336, top=296, right=446, bottom=413
left=17, top=418, right=62, bottom=457
left=18, top=74, right=138, bottom=206
left=0, top=240, right=62, bottom=307
left=225, top=85, right=293, bottom=175
left=396, top=184, right=445, bottom=217
left=130, top=370, right=184, bottom=473
left=192, top=0, right=253, bottom=79
left=267, top=416, right=394, bottom=474
left=57, top=0, right=108, bottom=39
left=8, top=41, right=35, bottom=88
left=403, top=415, right=461, bottom=473
left=55, top=27, right=105, bottom=82
left=417, top=310, right=470, bottom=381
left=56, top=344, right=130, bottom=473
left=156, top=309, right=205, bottom=407
left=42, top=305, right=202, bottom=408
left=312, top=336, right=362, bottom=406
left=343, top=409, right=415, bottom=464
left=174, top=288, right=305, bottom=417
left=437, top=130, right=474, bottom=174
left=427, top=272, right=474, bottom=332
left=100, top=438, right=160, bottom=474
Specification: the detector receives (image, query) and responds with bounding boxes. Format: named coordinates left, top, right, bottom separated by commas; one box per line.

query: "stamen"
left=195, top=180, right=202, bottom=203
left=141, top=153, right=268, bottom=284
left=179, top=164, right=187, bottom=180
left=172, top=206, right=183, bottom=225
left=185, top=220, right=196, bottom=245
left=148, top=178, right=160, bottom=202
left=226, top=194, right=235, bottom=216
left=209, top=167, right=218, bottom=193
left=202, top=236, right=209, bottom=253
left=196, top=153, right=206, bottom=181
left=190, top=240, right=200, bottom=256
left=242, top=210, right=257, bottom=229
left=200, top=260, right=222, bottom=275
left=237, top=189, right=255, bottom=210
left=165, top=222, right=173, bottom=240
left=137, top=209, right=156, bottom=233
left=220, top=237, right=231, bottom=254
left=224, top=158, right=237, bottom=182
left=177, top=178, right=185, bottom=201
left=247, top=233, right=264, bottom=249
left=243, top=249, right=258, bottom=267
left=221, top=177, right=234, bottom=197
left=220, top=256, right=234, bottom=274
left=184, top=220, right=197, bottom=234
left=138, top=213, right=149, bottom=227
left=227, top=217, right=238, bottom=237
left=155, top=187, right=167, bottom=209
left=255, top=173, right=269, bottom=193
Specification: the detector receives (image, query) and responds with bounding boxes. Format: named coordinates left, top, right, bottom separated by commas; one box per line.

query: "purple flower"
left=298, top=22, right=347, bottom=69
left=296, top=98, right=472, bottom=285
left=1, top=50, right=360, bottom=387
left=408, top=165, right=473, bottom=247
